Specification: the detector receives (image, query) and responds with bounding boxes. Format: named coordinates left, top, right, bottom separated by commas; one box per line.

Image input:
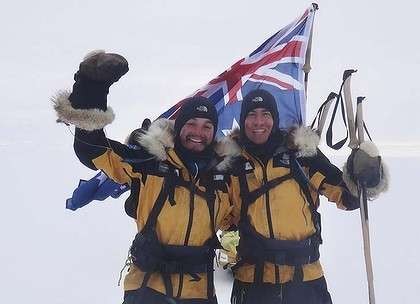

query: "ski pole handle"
left=342, top=69, right=358, bottom=149
left=316, top=94, right=335, bottom=135
left=356, top=97, right=366, bottom=144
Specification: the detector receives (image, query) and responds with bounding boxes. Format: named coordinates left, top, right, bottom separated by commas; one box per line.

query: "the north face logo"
left=196, top=105, right=208, bottom=112
left=251, top=96, right=263, bottom=103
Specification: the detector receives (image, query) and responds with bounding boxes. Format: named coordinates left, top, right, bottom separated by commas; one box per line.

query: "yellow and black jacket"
left=227, top=129, right=359, bottom=285
left=71, top=118, right=238, bottom=300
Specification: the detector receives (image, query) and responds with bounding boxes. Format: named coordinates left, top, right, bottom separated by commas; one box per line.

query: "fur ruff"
left=52, top=90, right=115, bottom=131
left=213, top=134, right=242, bottom=171
left=342, top=151, right=390, bottom=200
left=136, top=119, right=175, bottom=161
left=359, top=141, right=380, bottom=157
left=134, top=118, right=240, bottom=170
left=224, top=126, right=320, bottom=158
left=83, top=49, right=105, bottom=60
left=292, top=126, right=320, bottom=157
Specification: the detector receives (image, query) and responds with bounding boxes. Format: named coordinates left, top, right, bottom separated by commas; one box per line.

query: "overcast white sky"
left=1, top=0, right=419, bottom=145
left=1, top=1, right=419, bottom=303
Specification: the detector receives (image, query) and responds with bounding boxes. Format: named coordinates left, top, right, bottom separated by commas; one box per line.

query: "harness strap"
left=232, top=228, right=321, bottom=284
left=254, top=260, right=264, bottom=284
left=162, top=273, right=173, bottom=298
left=204, top=180, right=217, bottom=233
left=204, top=178, right=218, bottom=299
left=289, top=154, right=322, bottom=242
left=137, top=176, right=172, bottom=295
left=238, top=169, right=251, bottom=221
left=235, top=156, right=323, bottom=283
left=207, top=262, right=215, bottom=299
left=166, top=169, right=177, bottom=206
left=246, top=174, right=294, bottom=206
left=173, top=176, right=214, bottom=201
left=238, top=168, right=293, bottom=221
left=237, top=165, right=297, bottom=285
left=135, top=165, right=219, bottom=299
left=142, top=178, right=170, bottom=233
left=293, top=265, right=304, bottom=282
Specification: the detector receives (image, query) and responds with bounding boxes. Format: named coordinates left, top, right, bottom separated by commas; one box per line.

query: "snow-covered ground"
left=1, top=1, right=419, bottom=303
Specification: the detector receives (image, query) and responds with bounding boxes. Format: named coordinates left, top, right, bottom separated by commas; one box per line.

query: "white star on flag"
left=222, top=117, right=240, bottom=136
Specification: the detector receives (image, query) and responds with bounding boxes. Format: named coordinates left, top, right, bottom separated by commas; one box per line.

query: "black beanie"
left=174, top=96, right=218, bottom=138
left=239, top=89, right=279, bottom=133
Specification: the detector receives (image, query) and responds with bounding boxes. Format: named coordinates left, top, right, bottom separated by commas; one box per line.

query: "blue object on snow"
left=66, top=172, right=130, bottom=211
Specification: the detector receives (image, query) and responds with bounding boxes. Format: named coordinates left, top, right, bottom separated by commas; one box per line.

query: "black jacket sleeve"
left=74, top=128, right=152, bottom=184
left=302, top=149, right=360, bottom=210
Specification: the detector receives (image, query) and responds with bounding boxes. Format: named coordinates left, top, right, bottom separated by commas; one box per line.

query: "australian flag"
left=67, top=5, right=317, bottom=210
left=159, top=5, right=316, bottom=137
left=66, top=172, right=129, bottom=211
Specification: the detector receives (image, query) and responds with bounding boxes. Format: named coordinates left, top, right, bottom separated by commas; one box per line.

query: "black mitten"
left=69, top=51, right=129, bottom=110
left=347, top=148, right=381, bottom=188
left=53, top=50, right=128, bottom=131
left=343, top=141, right=389, bottom=200
left=78, top=51, right=128, bottom=83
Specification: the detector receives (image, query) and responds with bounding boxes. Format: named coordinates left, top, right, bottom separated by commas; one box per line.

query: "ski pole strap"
left=355, top=111, right=373, bottom=142
left=325, top=80, right=349, bottom=150
left=310, top=92, right=337, bottom=132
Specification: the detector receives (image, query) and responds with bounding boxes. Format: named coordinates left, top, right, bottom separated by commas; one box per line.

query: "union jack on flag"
left=67, top=6, right=318, bottom=211
left=159, top=5, right=317, bottom=138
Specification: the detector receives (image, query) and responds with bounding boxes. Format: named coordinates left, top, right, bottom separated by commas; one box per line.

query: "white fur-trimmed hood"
left=213, top=133, right=242, bottom=171
left=134, top=118, right=241, bottom=171
left=223, top=125, right=320, bottom=158
left=133, top=121, right=319, bottom=169
left=290, top=126, right=320, bottom=157
left=52, top=90, right=115, bottom=131
left=135, top=118, right=175, bottom=161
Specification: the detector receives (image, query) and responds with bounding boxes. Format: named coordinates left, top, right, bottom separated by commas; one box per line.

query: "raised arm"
left=53, top=51, right=148, bottom=184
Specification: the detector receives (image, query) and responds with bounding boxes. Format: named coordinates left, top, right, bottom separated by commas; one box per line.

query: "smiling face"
left=244, top=108, right=274, bottom=145
left=179, top=117, right=215, bottom=152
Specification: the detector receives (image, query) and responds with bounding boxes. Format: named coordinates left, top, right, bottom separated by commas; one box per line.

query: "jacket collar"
left=133, top=118, right=241, bottom=172
left=225, top=125, right=320, bottom=160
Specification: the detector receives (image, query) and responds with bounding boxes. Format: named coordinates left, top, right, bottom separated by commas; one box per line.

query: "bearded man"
left=54, top=51, right=238, bottom=304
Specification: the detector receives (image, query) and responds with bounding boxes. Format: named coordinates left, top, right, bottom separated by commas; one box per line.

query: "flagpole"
left=303, top=3, right=319, bottom=122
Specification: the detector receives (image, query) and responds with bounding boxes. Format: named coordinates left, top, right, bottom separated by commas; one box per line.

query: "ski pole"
left=342, top=69, right=358, bottom=149
left=356, top=97, right=376, bottom=304
left=342, top=70, right=376, bottom=303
